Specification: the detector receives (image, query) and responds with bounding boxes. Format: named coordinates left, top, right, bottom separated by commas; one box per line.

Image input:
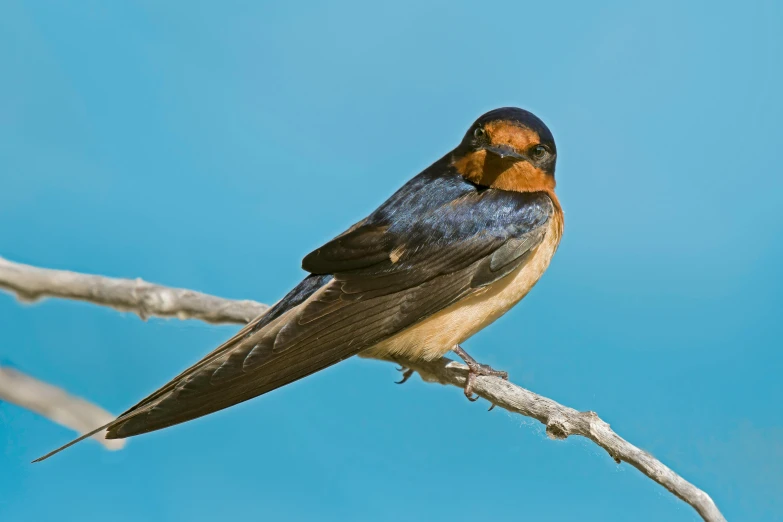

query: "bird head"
left=452, top=107, right=557, bottom=193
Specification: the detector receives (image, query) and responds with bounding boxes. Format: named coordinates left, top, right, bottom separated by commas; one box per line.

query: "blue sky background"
left=1, top=1, right=781, bottom=521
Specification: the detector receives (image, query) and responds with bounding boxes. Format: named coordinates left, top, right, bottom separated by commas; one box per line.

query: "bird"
left=34, top=106, right=563, bottom=462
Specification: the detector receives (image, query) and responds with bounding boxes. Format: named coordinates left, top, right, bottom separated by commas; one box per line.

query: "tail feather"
left=33, top=274, right=333, bottom=463
left=33, top=416, right=120, bottom=463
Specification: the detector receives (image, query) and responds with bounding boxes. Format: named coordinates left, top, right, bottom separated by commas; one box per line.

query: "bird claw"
left=452, top=345, right=509, bottom=404
left=395, top=367, right=414, bottom=385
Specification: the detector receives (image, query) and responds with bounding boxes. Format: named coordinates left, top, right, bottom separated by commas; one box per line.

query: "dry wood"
left=0, top=256, right=726, bottom=521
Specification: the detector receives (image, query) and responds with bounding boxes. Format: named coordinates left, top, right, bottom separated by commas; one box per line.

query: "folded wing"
left=35, top=173, right=554, bottom=461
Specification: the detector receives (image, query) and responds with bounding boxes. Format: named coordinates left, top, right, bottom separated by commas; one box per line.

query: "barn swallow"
left=35, top=106, right=563, bottom=462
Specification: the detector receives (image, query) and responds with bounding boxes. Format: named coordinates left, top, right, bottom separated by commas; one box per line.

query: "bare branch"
left=0, top=257, right=726, bottom=522
left=382, top=355, right=727, bottom=522
left=0, top=257, right=267, bottom=324
left=0, top=366, right=124, bottom=451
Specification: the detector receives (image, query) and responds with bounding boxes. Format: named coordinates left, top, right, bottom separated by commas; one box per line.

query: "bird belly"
left=362, top=216, right=561, bottom=361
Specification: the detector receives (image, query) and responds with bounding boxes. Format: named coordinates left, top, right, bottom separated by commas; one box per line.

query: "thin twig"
left=0, top=366, right=124, bottom=451
left=383, top=356, right=726, bottom=522
left=0, top=256, right=726, bottom=522
left=0, top=257, right=267, bottom=324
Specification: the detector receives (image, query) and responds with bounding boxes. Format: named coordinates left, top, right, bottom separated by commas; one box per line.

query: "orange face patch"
left=452, top=120, right=555, bottom=194
left=485, top=120, right=540, bottom=152
left=452, top=149, right=489, bottom=185
left=452, top=150, right=555, bottom=194
left=487, top=161, right=555, bottom=193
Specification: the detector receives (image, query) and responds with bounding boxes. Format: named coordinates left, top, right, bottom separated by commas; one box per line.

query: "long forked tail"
left=32, top=307, right=266, bottom=463
left=33, top=274, right=336, bottom=463
left=33, top=417, right=120, bottom=462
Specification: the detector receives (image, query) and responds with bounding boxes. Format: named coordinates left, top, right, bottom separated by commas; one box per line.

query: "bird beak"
left=483, top=144, right=526, bottom=160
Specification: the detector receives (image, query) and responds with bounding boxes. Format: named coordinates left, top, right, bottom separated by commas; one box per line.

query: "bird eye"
left=473, top=127, right=486, bottom=139
left=531, top=145, right=548, bottom=160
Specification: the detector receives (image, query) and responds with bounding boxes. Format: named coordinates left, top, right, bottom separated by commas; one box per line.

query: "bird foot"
left=395, top=365, right=415, bottom=384
left=452, top=345, right=508, bottom=402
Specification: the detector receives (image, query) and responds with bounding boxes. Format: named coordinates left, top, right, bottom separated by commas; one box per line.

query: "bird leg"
left=452, top=345, right=508, bottom=402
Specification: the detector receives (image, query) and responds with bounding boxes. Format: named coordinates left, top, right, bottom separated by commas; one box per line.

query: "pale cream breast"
left=362, top=214, right=562, bottom=361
